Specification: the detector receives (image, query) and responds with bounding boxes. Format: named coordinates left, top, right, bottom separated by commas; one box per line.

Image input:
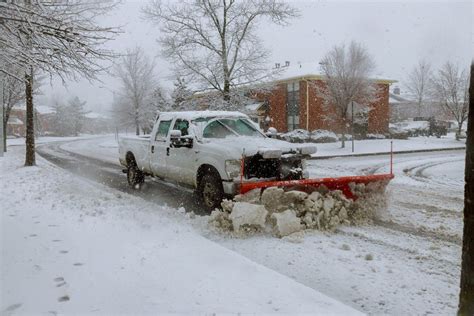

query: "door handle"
left=166, top=147, right=170, bottom=156
left=151, top=145, right=155, bottom=153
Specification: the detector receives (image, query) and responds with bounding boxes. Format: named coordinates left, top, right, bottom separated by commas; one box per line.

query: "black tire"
left=198, top=171, right=224, bottom=212
left=127, top=164, right=144, bottom=189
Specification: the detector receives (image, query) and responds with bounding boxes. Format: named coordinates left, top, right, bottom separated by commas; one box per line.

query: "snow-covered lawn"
left=0, top=147, right=361, bottom=314
left=6, top=135, right=108, bottom=147
left=313, top=133, right=465, bottom=157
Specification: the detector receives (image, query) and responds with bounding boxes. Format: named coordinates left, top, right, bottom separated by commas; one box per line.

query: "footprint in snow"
left=73, top=262, right=84, bottom=266
left=3, top=303, right=22, bottom=312
left=48, top=224, right=58, bottom=227
left=56, top=281, right=66, bottom=288
left=54, top=277, right=64, bottom=282
left=58, top=295, right=70, bottom=302
left=29, top=234, right=37, bottom=237
left=59, top=250, right=68, bottom=254
left=52, top=239, right=61, bottom=243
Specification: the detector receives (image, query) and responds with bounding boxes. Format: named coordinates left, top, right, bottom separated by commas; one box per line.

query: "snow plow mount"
left=239, top=142, right=395, bottom=200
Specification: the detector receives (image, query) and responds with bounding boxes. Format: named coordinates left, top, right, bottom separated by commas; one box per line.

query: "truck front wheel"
left=199, top=172, right=224, bottom=212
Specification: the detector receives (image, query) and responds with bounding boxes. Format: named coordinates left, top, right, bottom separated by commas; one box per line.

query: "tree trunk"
left=458, top=62, right=474, bottom=315
left=341, top=133, right=346, bottom=148
left=457, top=123, right=463, bottom=141
left=135, top=108, right=140, bottom=136
left=24, top=68, right=35, bottom=166
left=223, top=79, right=231, bottom=102
left=3, top=112, right=7, bottom=153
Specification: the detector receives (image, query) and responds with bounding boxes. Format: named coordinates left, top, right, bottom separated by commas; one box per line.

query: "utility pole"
left=0, top=99, right=3, bottom=157
left=458, top=61, right=474, bottom=315
left=351, top=100, right=355, bottom=153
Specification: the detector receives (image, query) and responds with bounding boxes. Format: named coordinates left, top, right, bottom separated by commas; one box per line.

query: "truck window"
left=155, top=120, right=172, bottom=141
left=173, top=119, right=189, bottom=136
left=203, top=120, right=234, bottom=138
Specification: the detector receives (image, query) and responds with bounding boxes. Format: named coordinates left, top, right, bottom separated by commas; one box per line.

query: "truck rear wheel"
left=199, top=172, right=224, bottom=212
left=127, top=164, right=144, bottom=189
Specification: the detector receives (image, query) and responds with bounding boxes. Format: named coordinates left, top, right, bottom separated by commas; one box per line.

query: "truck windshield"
left=202, top=118, right=263, bottom=138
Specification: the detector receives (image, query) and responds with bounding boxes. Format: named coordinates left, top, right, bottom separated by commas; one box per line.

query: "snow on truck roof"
left=158, top=111, right=248, bottom=120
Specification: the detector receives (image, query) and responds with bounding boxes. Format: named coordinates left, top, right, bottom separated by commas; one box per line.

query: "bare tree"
left=113, top=47, right=163, bottom=135
left=319, top=41, right=378, bottom=148
left=1, top=65, right=25, bottom=152
left=431, top=62, right=469, bottom=140
left=459, top=61, right=474, bottom=316
left=0, top=0, right=120, bottom=166
left=405, top=60, right=432, bottom=117
left=143, top=0, right=298, bottom=106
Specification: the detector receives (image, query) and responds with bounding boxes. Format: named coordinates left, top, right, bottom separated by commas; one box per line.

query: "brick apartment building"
left=252, top=62, right=396, bottom=134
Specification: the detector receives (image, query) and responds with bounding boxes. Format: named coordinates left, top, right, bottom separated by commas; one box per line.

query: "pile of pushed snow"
left=208, top=183, right=388, bottom=238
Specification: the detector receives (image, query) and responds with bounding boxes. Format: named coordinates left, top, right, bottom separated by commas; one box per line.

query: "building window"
left=287, top=81, right=300, bottom=131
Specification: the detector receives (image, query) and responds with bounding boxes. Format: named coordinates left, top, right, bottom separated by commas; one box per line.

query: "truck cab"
left=119, top=111, right=316, bottom=211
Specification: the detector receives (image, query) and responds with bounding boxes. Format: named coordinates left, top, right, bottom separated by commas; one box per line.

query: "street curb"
left=310, top=146, right=466, bottom=160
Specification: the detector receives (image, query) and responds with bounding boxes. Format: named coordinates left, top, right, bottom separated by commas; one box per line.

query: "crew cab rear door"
left=165, top=118, right=196, bottom=185
left=149, top=117, right=172, bottom=178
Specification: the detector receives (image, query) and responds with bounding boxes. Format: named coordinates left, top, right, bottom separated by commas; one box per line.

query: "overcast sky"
left=38, top=0, right=473, bottom=114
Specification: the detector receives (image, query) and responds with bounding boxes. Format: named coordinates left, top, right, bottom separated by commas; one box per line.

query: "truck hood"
left=199, top=136, right=317, bottom=158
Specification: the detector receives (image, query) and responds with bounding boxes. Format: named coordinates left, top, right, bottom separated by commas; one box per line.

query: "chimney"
left=393, top=86, right=400, bottom=95
left=275, top=63, right=280, bottom=68
left=285, top=61, right=290, bottom=67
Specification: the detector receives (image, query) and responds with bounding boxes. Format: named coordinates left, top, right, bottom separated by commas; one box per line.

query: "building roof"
left=270, top=61, right=397, bottom=85
left=389, top=93, right=411, bottom=104
left=8, top=116, right=23, bottom=125
left=13, top=104, right=55, bottom=114
left=157, top=111, right=248, bottom=121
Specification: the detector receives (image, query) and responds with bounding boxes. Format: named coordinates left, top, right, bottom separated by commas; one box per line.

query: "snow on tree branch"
left=142, top=0, right=298, bottom=106
left=430, top=61, right=469, bottom=139
left=0, top=0, right=121, bottom=82
left=318, top=41, right=378, bottom=147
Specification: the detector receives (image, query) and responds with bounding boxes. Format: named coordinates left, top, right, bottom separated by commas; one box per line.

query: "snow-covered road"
left=2, top=146, right=361, bottom=315
left=35, top=135, right=464, bottom=315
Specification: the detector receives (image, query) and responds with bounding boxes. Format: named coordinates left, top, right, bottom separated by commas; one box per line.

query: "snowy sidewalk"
left=0, top=147, right=362, bottom=315
left=312, top=134, right=465, bottom=158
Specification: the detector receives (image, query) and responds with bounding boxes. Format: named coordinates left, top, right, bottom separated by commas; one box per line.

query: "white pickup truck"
left=118, top=111, right=317, bottom=210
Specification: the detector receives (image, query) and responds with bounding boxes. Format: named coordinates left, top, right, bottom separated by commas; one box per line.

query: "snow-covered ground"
left=1, top=146, right=361, bottom=315
left=6, top=135, right=109, bottom=147
left=4, top=135, right=464, bottom=315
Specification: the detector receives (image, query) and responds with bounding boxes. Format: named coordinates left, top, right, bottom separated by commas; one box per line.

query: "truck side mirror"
left=266, top=127, right=277, bottom=138
left=170, top=129, right=193, bottom=148
left=170, top=129, right=182, bottom=140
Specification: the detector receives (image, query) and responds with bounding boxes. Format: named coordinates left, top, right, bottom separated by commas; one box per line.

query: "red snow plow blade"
left=239, top=173, right=394, bottom=200
left=239, top=142, right=395, bottom=200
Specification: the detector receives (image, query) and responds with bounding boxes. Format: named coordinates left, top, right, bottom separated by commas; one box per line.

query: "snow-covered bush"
left=310, top=130, right=338, bottom=143
left=279, top=129, right=311, bottom=143
left=366, top=133, right=386, bottom=140
left=390, top=121, right=429, bottom=137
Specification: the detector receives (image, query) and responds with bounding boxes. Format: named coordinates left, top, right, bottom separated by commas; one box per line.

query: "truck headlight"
left=225, top=159, right=241, bottom=178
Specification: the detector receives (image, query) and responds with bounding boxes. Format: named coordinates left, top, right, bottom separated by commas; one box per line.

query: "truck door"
left=166, top=119, right=196, bottom=185
left=149, top=118, right=172, bottom=178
